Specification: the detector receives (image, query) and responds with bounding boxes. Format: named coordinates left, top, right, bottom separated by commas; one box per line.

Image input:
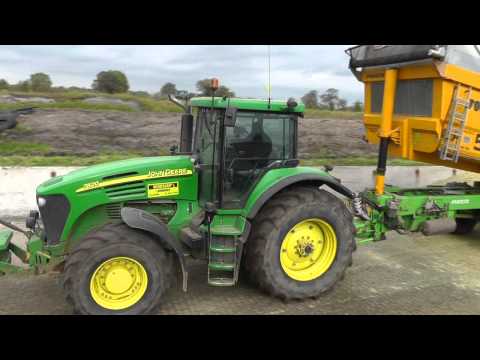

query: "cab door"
left=193, top=107, right=224, bottom=207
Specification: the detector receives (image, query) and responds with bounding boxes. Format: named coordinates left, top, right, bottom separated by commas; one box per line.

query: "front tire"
left=244, top=186, right=355, bottom=300
left=63, top=222, right=174, bottom=315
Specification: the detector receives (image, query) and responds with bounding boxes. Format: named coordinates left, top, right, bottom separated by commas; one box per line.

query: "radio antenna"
left=267, top=45, right=271, bottom=109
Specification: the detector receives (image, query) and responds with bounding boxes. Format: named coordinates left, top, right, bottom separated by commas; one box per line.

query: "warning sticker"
left=147, top=182, right=179, bottom=198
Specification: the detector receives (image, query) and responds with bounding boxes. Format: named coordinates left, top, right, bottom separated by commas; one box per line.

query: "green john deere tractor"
left=0, top=84, right=360, bottom=314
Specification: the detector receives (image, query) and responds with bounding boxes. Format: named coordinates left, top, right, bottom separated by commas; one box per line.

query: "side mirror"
left=324, top=164, right=334, bottom=172
left=169, top=144, right=178, bottom=155
left=224, top=107, right=237, bottom=127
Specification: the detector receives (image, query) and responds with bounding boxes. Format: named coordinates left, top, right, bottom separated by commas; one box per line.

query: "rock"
left=82, top=97, right=141, bottom=111
left=0, top=95, right=55, bottom=104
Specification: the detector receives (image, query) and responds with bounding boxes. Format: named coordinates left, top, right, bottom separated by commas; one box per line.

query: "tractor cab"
left=175, top=95, right=304, bottom=210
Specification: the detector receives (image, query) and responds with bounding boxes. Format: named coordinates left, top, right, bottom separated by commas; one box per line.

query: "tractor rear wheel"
left=453, top=218, right=477, bottom=235
left=63, top=222, right=174, bottom=315
left=244, top=186, right=355, bottom=300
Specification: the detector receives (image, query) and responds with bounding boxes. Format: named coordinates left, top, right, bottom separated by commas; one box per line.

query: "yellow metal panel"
left=439, top=63, right=480, bottom=90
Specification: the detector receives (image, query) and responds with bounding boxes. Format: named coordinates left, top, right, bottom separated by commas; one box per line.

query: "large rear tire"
left=63, top=222, right=174, bottom=315
left=453, top=218, right=477, bottom=235
left=244, top=186, right=355, bottom=300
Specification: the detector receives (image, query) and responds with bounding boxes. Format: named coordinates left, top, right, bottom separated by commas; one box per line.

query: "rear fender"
left=245, top=173, right=355, bottom=220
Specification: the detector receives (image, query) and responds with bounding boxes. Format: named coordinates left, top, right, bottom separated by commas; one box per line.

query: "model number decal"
left=451, top=199, right=470, bottom=205
left=147, top=182, right=179, bottom=198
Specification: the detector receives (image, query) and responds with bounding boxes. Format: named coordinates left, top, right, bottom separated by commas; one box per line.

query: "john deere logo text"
left=148, top=168, right=192, bottom=178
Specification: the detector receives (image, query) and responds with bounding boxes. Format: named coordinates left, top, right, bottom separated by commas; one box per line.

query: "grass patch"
left=0, top=154, right=427, bottom=167
left=0, top=90, right=182, bottom=113
left=9, top=123, right=33, bottom=134
left=0, top=140, right=51, bottom=156
left=304, top=109, right=362, bottom=120
left=0, top=153, right=145, bottom=166
left=1, top=90, right=361, bottom=117
left=0, top=100, right=137, bottom=112
left=301, top=157, right=426, bottom=166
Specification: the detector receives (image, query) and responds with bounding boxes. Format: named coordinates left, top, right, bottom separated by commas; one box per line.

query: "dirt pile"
left=1, top=109, right=377, bottom=158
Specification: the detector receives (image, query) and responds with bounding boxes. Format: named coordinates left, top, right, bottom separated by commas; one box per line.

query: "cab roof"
left=190, top=97, right=305, bottom=114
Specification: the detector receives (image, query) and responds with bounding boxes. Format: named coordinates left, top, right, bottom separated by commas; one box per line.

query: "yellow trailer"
left=347, top=45, right=480, bottom=242
left=348, top=45, right=480, bottom=175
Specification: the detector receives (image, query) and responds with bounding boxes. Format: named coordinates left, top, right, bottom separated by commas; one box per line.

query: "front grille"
left=105, top=182, right=146, bottom=200
left=37, top=194, right=70, bottom=245
left=106, top=203, right=122, bottom=219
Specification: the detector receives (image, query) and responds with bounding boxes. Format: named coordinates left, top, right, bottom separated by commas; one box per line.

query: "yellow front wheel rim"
left=90, top=257, right=148, bottom=310
left=280, top=218, right=337, bottom=282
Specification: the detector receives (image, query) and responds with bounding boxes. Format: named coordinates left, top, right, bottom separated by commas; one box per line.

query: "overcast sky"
left=0, top=45, right=363, bottom=103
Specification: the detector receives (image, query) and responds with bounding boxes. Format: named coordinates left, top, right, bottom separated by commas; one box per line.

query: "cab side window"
left=223, top=111, right=297, bottom=209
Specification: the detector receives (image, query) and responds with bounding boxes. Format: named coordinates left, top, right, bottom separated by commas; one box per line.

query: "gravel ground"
left=2, top=166, right=480, bottom=315
left=1, top=228, right=479, bottom=315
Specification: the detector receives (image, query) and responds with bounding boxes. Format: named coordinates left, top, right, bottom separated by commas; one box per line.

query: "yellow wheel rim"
left=280, top=218, right=337, bottom=282
left=90, top=257, right=148, bottom=310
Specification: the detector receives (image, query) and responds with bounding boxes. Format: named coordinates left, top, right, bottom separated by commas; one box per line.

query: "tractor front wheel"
left=244, top=186, right=355, bottom=300
left=63, top=222, right=174, bottom=315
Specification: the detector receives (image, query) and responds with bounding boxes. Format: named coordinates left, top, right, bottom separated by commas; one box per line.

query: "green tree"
left=0, top=79, right=9, bottom=90
left=92, top=70, right=129, bottom=94
left=159, top=82, right=177, bottom=97
left=337, top=98, right=348, bottom=111
left=319, top=88, right=340, bottom=111
left=17, top=80, right=31, bottom=92
left=353, top=101, right=364, bottom=112
left=301, top=90, right=319, bottom=108
left=196, top=79, right=235, bottom=97
left=30, top=73, right=52, bottom=92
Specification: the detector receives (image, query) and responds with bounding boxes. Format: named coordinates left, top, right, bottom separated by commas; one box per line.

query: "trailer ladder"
left=440, top=84, right=472, bottom=162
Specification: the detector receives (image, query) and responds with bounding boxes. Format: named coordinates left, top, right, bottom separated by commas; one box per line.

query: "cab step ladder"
left=207, top=235, right=243, bottom=286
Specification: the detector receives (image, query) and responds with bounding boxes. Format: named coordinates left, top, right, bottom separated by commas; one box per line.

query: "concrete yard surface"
left=1, top=228, right=479, bottom=315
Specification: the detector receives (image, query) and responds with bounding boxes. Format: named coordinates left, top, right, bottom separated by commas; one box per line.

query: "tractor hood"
left=37, top=155, right=194, bottom=196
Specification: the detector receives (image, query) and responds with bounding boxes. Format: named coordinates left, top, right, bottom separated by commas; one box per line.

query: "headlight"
left=38, top=197, right=47, bottom=207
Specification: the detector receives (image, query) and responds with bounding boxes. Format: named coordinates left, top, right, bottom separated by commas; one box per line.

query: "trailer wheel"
left=0, top=118, right=16, bottom=131
left=244, top=186, right=355, bottom=300
left=63, top=222, right=174, bottom=315
left=453, top=218, right=477, bottom=235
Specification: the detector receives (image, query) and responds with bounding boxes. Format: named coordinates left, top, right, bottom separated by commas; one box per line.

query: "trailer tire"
left=0, top=118, right=16, bottom=131
left=62, top=222, right=174, bottom=315
left=244, top=186, right=355, bottom=300
left=453, top=218, right=477, bottom=235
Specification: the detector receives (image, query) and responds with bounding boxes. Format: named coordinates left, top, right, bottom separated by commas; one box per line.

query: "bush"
left=30, top=73, right=52, bottom=92
left=129, top=91, right=150, bottom=97
left=0, top=79, right=9, bottom=90
left=15, top=81, right=31, bottom=92
left=159, top=82, right=177, bottom=97
left=92, top=70, right=129, bottom=94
